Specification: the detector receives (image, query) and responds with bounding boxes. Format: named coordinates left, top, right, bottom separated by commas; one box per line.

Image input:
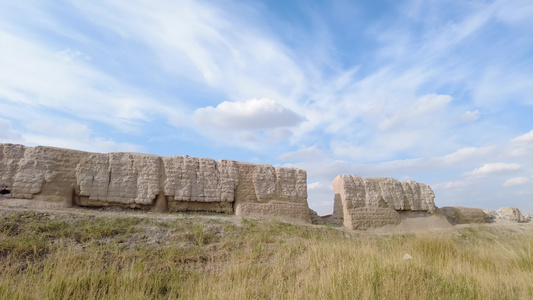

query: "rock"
left=316, top=214, right=342, bottom=226
left=308, top=208, right=323, bottom=225
left=0, top=144, right=310, bottom=222
left=332, top=174, right=437, bottom=229
left=440, top=206, right=488, bottom=224
left=496, top=207, right=527, bottom=223
left=403, top=253, right=413, bottom=260
left=525, top=214, right=532, bottom=223
left=482, top=209, right=498, bottom=221
left=482, top=207, right=528, bottom=223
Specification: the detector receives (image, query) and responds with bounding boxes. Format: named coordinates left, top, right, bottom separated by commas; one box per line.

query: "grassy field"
left=1, top=210, right=532, bottom=299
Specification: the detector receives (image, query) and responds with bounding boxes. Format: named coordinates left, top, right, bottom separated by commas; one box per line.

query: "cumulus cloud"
left=464, top=163, right=522, bottom=177
left=503, top=177, right=530, bottom=187
left=193, top=98, right=305, bottom=131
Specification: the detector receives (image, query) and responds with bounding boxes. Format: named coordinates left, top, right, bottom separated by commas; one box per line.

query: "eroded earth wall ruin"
left=0, top=144, right=311, bottom=222
left=332, top=174, right=438, bottom=229
left=2, top=144, right=528, bottom=228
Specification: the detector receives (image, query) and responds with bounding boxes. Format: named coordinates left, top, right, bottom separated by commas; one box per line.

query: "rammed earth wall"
left=332, top=174, right=438, bottom=229
left=0, top=144, right=310, bottom=222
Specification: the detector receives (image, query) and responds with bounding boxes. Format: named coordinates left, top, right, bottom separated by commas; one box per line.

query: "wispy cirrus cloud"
left=0, top=30, right=178, bottom=132
left=70, top=0, right=307, bottom=106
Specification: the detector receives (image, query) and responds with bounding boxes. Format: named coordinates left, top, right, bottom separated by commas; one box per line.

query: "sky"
left=1, top=0, right=532, bottom=215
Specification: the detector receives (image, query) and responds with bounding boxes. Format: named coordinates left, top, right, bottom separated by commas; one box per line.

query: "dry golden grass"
left=1, top=210, right=532, bottom=299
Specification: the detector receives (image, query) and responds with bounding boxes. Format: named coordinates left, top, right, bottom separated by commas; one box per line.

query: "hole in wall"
left=0, top=188, right=11, bottom=195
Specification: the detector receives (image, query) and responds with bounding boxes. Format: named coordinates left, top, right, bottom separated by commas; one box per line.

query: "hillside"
left=1, top=203, right=532, bottom=299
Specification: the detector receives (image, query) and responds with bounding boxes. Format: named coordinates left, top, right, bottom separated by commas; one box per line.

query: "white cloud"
left=279, top=145, right=326, bottom=162
left=503, top=177, right=530, bottom=187
left=71, top=0, right=306, bottom=106
left=453, top=110, right=480, bottom=123
left=464, top=163, right=522, bottom=177
left=3, top=0, right=527, bottom=162
left=330, top=141, right=390, bottom=162
left=193, top=98, right=304, bottom=131
left=433, top=180, right=472, bottom=190
left=305, top=180, right=335, bottom=215
left=438, top=146, right=494, bottom=166
left=293, top=129, right=533, bottom=214
left=0, top=30, right=180, bottom=133
left=289, top=129, right=533, bottom=182
left=26, top=120, right=92, bottom=138
left=56, top=48, right=92, bottom=62
left=0, top=118, right=23, bottom=142
left=494, top=0, right=533, bottom=25
left=513, top=129, right=533, bottom=143
left=1, top=0, right=531, bottom=215
left=23, top=134, right=139, bottom=154
left=21, top=121, right=140, bottom=153
left=307, top=181, right=332, bottom=191
left=473, top=67, right=533, bottom=108
left=379, top=94, right=452, bottom=131
left=1, top=118, right=140, bottom=154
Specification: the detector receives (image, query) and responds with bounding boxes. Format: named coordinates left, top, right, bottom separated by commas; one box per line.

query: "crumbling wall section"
left=441, top=206, right=488, bottom=224
left=1, top=144, right=88, bottom=202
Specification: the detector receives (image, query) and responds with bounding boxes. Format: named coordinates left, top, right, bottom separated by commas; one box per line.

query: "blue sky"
left=1, top=0, right=532, bottom=215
